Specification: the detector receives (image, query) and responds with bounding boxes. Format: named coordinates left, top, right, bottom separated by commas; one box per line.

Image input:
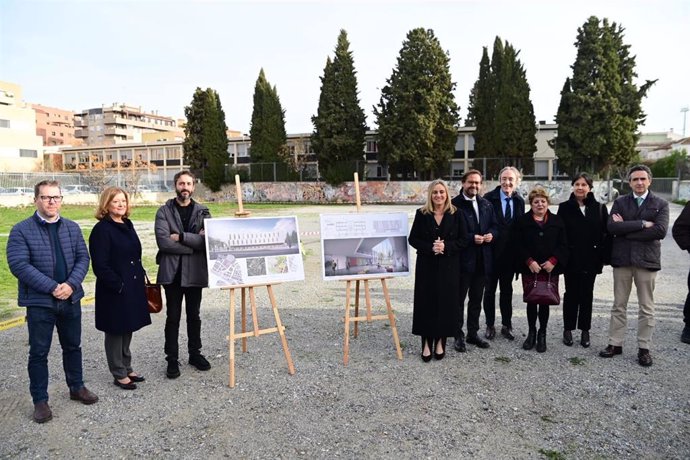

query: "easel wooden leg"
left=344, top=280, right=352, bottom=365
left=364, top=279, right=372, bottom=321
left=354, top=280, right=360, bottom=338
left=249, top=287, right=260, bottom=336
left=381, top=279, right=403, bottom=360
left=229, top=288, right=236, bottom=388
left=241, top=287, right=247, bottom=352
left=267, top=285, right=295, bottom=375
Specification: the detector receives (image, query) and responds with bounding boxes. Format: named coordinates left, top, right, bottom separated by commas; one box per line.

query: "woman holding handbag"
left=557, top=173, right=609, bottom=348
left=514, top=187, right=569, bottom=352
left=89, top=187, right=151, bottom=390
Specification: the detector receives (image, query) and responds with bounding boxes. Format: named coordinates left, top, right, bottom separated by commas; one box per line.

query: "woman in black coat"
left=557, top=173, right=609, bottom=348
left=89, top=187, right=151, bottom=390
left=514, top=187, right=568, bottom=352
left=409, top=179, right=468, bottom=361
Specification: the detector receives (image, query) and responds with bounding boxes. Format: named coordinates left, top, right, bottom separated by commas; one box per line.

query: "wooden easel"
left=224, top=175, right=295, bottom=388
left=342, top=173, right=403, bottom=365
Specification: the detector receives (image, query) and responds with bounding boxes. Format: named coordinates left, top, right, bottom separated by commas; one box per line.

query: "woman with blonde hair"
left=89, top=187, right=151, bottom=389
left=514, top=187, right=568, bottom=352
left=408, top=179, right=468, bottom=361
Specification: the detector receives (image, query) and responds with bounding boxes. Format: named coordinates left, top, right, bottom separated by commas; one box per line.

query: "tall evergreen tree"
left=183, top=87, right=229, bottom=191
left=555, top=16, right=656, bottom=174
left=374, top=28, right=459, bottom=179
left=312, top=29, right=367, bottom=185
left=466, top=37, right=536, bottom=177
left=249, top=68, right=287, bottom=163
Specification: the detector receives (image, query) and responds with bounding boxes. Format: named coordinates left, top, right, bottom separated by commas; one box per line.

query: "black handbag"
left=144, top=272, right=163, bottom=313
left=522, top=272, right=560, bottom=305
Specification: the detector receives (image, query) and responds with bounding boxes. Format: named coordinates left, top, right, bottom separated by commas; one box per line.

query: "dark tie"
left=504, top=197, right=512, bottom=221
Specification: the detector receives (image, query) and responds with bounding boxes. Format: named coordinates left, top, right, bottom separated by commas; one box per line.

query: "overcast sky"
left=2, top=0, right=688, bottom=136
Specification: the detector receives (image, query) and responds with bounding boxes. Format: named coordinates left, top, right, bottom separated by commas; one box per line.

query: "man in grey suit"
left=599, top=165, right=668, bottom=366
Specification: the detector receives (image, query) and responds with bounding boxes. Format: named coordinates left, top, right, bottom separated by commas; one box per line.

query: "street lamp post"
left=682, top=106, right=689, bottom=137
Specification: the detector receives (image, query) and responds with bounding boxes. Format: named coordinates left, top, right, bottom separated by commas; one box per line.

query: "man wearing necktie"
left=451, top=170, right=499, bottom=351
left=482, top=166, right=525, bottom=341
left=600, top=165, right=668, bottom=367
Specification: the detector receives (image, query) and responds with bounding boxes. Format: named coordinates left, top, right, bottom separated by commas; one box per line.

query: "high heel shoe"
left=113, top=378, right=137, bottom=390
left=433, top=337, right=446, bottom=360
left=421, top=337, right=432, bottom=362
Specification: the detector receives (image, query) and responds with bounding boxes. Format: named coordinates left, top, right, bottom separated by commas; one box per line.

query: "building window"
left=20, top=149, right=38, bottom=158
left=366, top=141, right=378, bottom=153
left=0, top=119, right=10, bottom=128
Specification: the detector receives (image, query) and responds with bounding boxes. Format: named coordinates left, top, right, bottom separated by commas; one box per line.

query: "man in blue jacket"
left=451, top=170, right=499, bottom=351
left=6, top=180, right=98, bottom=423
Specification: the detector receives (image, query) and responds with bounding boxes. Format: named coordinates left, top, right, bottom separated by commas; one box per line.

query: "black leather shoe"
left=421, top=337, right=432, bottom=362
left=501, top=326, right=515, bottom=340
left=466, top=334, right=490, bottom=349
left=599, top=345, right=622, bottom=358
left=485, top=326, right=496, bottom=340
left=33, top=401, right=52, bottom=423
left=580, top=331, right=590, bottom=348
left=113, top=378, right=137, bottom=390
left=189, top=354, right=211, bottom=371
left=167, top=360, right=181, bottom=379
left=127, top=373, right=145, bottom=383
left=536, top=329, right=547, bottom=353
left=681, top=326, right=690, bottom=344
left=433, top=337, right=447, bottom=360
left=523, top=329, right=536, bottom=350
left=638, top=348, right=653, bottom=367
left=563, top=330, right=573, bottom=346
left=453, top=336, right=466, bottom=353
left=69, top=387, right=99, bottom=405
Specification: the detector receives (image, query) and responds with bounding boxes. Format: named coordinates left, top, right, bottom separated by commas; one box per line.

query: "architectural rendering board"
left=204, top=216, right=304, bottom=288
left=320, top=212, right=411, bottom=281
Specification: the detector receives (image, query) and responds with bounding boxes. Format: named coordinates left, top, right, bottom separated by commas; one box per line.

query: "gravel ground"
left=0, top=203, right=688, bottom=459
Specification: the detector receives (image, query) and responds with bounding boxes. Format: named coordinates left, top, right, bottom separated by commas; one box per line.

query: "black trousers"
left=164, top=284, right=203, bottom=361
left=483, top=269, right=515, bottom=329
left=458, top=273, right=485, bottom=337
left=685, top=269, right=690, bottom=325
left=526, top=304, right=550, bottom=330
left=562, top=272, right=596, bottom=331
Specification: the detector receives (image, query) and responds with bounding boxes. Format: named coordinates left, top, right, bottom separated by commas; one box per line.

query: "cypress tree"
left=312, top=29, right=367, bottom=185
left=374, top=28, right=459, bottom=180
left=249, top=68, right=287, bottom=163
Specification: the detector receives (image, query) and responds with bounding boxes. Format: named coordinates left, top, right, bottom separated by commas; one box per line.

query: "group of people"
left=5, top=165, right=688, bottom=425
left=409, top=165, right=680, bottom=369
left=7, top=170, right=210, bottom=423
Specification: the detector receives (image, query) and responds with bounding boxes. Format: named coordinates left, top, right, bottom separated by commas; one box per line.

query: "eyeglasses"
left=38, top=196, right=63, bottom=203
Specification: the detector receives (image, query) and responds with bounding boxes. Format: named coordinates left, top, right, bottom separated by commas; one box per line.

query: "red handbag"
left=522, top=272, right=560, bottom=305
left=144, top=272, right=163, bottom=313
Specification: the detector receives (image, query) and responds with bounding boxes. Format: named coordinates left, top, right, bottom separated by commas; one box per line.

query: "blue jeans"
left=26, top=300, right=84, bottom=404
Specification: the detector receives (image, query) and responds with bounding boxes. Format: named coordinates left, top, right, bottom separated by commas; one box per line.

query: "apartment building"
left=33, top=104, right=81, bottom=146
left=74, top=103, right=181, bottom=145
left=0, top=81, right=43, bottom=172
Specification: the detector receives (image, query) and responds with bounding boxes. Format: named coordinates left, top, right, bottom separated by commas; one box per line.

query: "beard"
left=176, top=189, right=192, bottom=201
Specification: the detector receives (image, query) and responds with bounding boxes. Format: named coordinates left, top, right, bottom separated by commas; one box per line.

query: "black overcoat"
left=483, top=186, right=525, bottom=273
left=513, top=210, right=569, bottom=276
left=89, top=217, right=151, bottom=334
left=557, top=192, right=609, bottom=275
left=451, top=194, right=499, bottom=275
left=408, top=209, right=468, bottom=337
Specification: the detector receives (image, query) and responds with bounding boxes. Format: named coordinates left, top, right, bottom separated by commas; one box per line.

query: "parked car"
left=1, top=187, right=34, bottom=195
left=63, top=184, right=95, bottom=194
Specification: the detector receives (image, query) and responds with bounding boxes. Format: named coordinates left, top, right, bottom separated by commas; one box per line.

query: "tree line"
left=184, top=16, right=655, bottom=191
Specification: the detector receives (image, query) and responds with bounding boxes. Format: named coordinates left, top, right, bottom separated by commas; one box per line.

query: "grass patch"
left=540, top=415, right=557, bottom=423
left=538, top=448, right=566, bottom=460
left=494, top=356, right=511, bottom=363
left=569, top=357, right=586, bottom=366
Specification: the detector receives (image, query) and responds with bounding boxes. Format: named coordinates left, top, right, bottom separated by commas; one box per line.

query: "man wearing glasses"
left=7, top=180, right=98, bottom=424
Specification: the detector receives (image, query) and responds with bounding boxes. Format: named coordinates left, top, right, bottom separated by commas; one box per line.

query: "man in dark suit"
left=599, top=165, right=669, bottom=366
left=451, top=170, right=499, bottom=351
left=482, top=166, right=525, bottom=340
left=672, top=201, right=690, bottom=344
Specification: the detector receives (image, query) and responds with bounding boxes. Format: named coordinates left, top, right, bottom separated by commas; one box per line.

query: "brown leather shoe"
left=599, top=345, right=623, bottom=358
left=33, top=401, right=52, bottom=423
left=638, top=348, right=653, bottom=367
left=485, top=326, right=496, bottom=340
left=69, top=387, right=99, bottom=405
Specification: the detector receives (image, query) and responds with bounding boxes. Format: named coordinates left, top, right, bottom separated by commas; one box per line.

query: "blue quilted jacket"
left=6, top=212, right=90, bottom=308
